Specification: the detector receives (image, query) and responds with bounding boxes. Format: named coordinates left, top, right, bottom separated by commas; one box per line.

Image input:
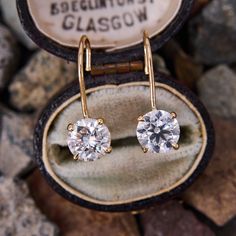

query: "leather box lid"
left=17, top=0, right=194, bottom=64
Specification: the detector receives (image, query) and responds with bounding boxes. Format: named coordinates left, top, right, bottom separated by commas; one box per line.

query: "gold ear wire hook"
left=78, top=35, right=92, bottom=118
left=143, top=31, right=156, bottom=110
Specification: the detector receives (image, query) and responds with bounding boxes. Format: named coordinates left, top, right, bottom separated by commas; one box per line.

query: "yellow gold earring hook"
left=78, top=35, right=92, bottom=119
left=143, top=31, right=156, bottom=110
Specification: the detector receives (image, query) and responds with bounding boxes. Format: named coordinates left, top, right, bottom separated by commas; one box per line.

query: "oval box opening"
left=34, top=73, right=214, bottom=212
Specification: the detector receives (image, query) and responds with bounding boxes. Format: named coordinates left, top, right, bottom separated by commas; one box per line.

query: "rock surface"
left=189, top=0, right=236, bottom=65
left=0, top=177, right=57, bottom=236
left=163, top=40, right=203, bottom=89
left=0, top=0, right=37, bottom=49
left=141, top=201, right=214, bottom=236
left=27, top=170, right=140, bottom=236
left=9, top=50, right=76, bottom=112
left=192, top=0, right=211, bottom=16
left=153, top=54, right=169, bottom=75
left=183, top=117, right=236, bottom=225
left=0, top=24, right=18, bottom=89
left=217, top=217, right=236, bottom=236
left=0, top=109, right=35, bottom=177
left=197, top=65, right=236, bottom=119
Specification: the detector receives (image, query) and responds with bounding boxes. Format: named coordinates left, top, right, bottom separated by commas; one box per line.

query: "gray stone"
left=190, top=0, right=236, bottom=65
left=0, top=24, right=18, bottom=89
left=0, top=109, right=35, bottom=177
left=197, top=65, right=236, bottom=119
left=9, top=50, right=77, bottom=112
left=0, top=0, right=37, bottom=49
left=141, top=201, right=214, bottom=236
left=0, top=177, right=58, bottom=236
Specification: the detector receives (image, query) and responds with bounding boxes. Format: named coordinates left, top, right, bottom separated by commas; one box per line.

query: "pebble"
left=0, top=177, right=58, bottom=236
left=197, top=65, right=236, bottom=119
left=189, top=0, right=236, bottom=65
left=217, top=217, right=236, bottom=236
left=153, top=54, right=169, bottom=75
left=0, top=109, right=35, bottom=177
left=9, top=50, right=76, bottom=112
left=141, top=201, right=214, bottom=236
left=0, top=24, right=18, bottom=89
left=163, top=40, right=203, bottom=89
left=0, top=0, right=37, bottom=49
left=183, top=117, right=236, bottom=226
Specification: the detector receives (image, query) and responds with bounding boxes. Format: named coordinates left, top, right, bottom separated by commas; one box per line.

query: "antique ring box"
left=17, top=0, right=214, bottom=212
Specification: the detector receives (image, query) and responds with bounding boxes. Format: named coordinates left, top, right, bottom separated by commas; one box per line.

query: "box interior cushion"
left=43, top=82, right=207, bottom=205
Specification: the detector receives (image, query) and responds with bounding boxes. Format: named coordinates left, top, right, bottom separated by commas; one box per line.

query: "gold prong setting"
left=67, top=123, right=74, bottom=132
left=171, top=112, right=177, bottom=119
left=73, top=154, right=79, bottom=161
left=137, top=116, right=145, bottom=122
left=172, top=143, right=179, bottom=150
left=97, top=118, right=105, bottom=125
left=105, top=147, right=113, bottom=154
left=142, top=147, right=148, bottom=153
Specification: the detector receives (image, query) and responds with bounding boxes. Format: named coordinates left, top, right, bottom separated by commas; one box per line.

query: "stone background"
left=0, top=0, right=236, bottom=235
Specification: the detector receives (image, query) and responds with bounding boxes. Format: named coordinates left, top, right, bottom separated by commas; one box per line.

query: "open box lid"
left=17, top=0, right=194, bottom=64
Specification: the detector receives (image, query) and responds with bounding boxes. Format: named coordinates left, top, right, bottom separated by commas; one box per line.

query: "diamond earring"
left=67, top=36, right=112, bottom=161
left=136, top=32, right=180, bottom=154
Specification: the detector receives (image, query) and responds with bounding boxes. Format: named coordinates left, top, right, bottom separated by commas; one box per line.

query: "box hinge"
left=91, top=61, right=144, bottom=76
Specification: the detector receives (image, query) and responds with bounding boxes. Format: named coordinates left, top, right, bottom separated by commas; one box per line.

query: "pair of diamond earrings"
left=67, top=32, right=180, bottom=162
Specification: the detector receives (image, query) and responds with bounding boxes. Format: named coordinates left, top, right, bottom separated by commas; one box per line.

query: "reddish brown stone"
left=141, top=201, right=214, bottom=236
left=183, top=117, right=236, bottom=225
left=27, top=170, right=140, bottom=236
